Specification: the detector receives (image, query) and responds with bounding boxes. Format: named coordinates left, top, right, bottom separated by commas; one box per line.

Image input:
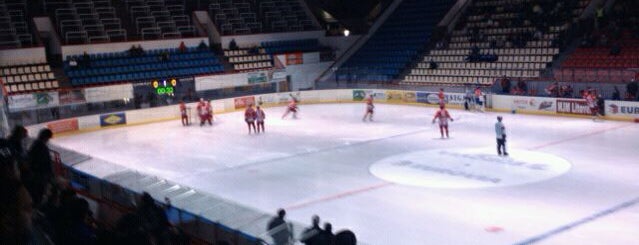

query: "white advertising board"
left=605, top=100, right=639, bottom=121
left=492, top=95, right=556, bottom=113
left=84, top=84, right=133, bottom=103
left=195, top=73, right=248, bottom=91
left=8, top=92, right=60, bottom=111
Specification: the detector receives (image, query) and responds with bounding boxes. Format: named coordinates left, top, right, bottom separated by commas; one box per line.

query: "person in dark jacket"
left=136, top=192, right=170, bottom=244
left=8, top=126, right=28, bottom=178
left=26, top=128, right=54, bottom=206
left=318, top=222, right=335, bottom=245
left=300, top=215, right=323, bottom=245
left=267, top=209, right=292, bottom=245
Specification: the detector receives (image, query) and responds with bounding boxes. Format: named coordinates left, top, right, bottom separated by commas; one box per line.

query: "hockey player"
left=204, top=101, right=213, bottom=125
left=362, top=94, right=374, bottom=122
left=281, top=94, right=298, bottom=119
left=474, top=87, right=485, bottom=112
left=495, top=116, right=508, bottom=156
left=179, top=101, right=189, bottom=126
left=585, top=90, right=601, bottom=121
left=245, top=104, right=257, bottom=134
left=256, top=105, right=266, bottom=133
left=432, top=105, right=454, bottom=138
left=196, top=98, right=208, bottom=126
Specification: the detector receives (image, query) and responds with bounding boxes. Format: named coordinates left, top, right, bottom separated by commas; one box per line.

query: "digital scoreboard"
left=151, top=78, right=177, bottom=95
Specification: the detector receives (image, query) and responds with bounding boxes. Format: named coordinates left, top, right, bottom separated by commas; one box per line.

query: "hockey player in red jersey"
left=432, top=105, right=454, bottom=138
left=203, top=101, right=213, bottom=125
left=585, top=90, right=601, bottom=120
left=179, top=101, right=189, bottom=126
left=196, top=98, right=209, bottom=126
left=256, top=105, right=266, bottom=133
left=362, top=94, right=374, bottom=122
left=281, top=94, right=298, bottom=119
left=245, top=104, right=257, bottom=134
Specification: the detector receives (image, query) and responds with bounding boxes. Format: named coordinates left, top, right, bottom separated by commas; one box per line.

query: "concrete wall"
left=33, top=17, right=62, bottom=55
left=220, top=30, right=324, bottom=49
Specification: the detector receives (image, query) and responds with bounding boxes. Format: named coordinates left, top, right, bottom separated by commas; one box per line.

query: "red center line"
left=529, top=123, right=634, bottom=150
left=286, top=182, right=394, bottom=211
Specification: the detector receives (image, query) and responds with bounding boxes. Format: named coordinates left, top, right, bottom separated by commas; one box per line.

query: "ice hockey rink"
left=52, top=103, right=639, bottom=245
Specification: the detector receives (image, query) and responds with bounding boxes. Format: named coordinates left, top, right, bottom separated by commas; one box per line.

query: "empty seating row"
left=228, top=55, right=271, bottom=64
left=404, top=75, right=495, bottom=85
left=409, top=69, right=540, bottom=78
left=2, top=72, right=55, bottom=83
left=416, top=62, right=546, bottom=70
left=430, top=48, right=560, bottom=56
left=448, top=40, right=553, bottom=49
left=0, top=64, right=51, bottom=76
left=424, top=55, right=553, bottom=63
left=5, top=81, right=60, bottom=94
left=450, top=33, right=558, bottom=43
left=233, top=61, right=272, bottom=70
left=0, top=62, right=58, bottom=95
left=224, top=48, right=266, bottom=57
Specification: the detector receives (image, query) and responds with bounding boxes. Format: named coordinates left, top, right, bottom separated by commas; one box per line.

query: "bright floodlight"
left=343, top=29, right=350, bottom=37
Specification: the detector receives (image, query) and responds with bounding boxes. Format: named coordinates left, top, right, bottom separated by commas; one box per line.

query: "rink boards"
left=26, top=89, right=639, bottom=136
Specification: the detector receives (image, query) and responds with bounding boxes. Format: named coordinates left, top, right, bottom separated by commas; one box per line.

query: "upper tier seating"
left=0, top=0, right=35, bottom=48
left=404, top=0, right=590, bottom=85
left=337, top=0, right=454, bottom=82
left=64, top=47, right=224, bottom=86
left=558, top=35, right=639, bottom=83
left=44, top=0, right=199, bottom=44
left=556, top=0, right=639, bottom=83
left=0, top=63, right=59, bottom=94
left=206, top=0, right=318, bottom=35
left=45, top=0, right=127, bottom=44
left=123, top=0, right=196, bottom=40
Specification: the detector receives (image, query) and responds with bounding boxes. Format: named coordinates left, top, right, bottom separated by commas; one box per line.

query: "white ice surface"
left=52, top=103, right=639, bottom=245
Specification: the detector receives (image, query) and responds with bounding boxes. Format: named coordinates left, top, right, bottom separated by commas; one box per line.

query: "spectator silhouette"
left=318, top=222, right=335, bottom=245
left=267, top=209, right=292, bottom=245
left=26, top=129, right=54, bottom=207
left=61, top=198, right=96, bottom=244
left=300, top=215, right=323, bottom=245
left=197, top=41, right=208, bottom=51
left=114, top=213, right=150, bottom=245
left=229, top=39, right=238, bottom=50
left=136, top=192, right=170, bottom=244
left=178, top=41, right=186, bottom=53
left=8, top=126, right=28, bottom=163
left=334, top=229, right=356, bottom=245
left=0, top=179, right=38, bottom=244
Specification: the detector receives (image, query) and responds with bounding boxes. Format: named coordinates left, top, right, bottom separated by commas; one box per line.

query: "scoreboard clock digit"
left=152, top=78, right=177, bottom=95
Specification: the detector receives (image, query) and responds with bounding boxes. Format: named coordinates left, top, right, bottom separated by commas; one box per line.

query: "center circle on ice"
left=369, top=148, right=571, bottom=189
